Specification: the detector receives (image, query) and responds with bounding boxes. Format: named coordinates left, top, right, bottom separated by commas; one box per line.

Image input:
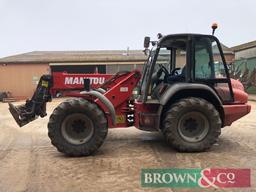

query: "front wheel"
left=48, top=98, right=108, bottom=156
left=162, top=97, right=221, bottom=152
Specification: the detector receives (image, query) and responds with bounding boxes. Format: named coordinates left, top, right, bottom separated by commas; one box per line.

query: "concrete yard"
left=0, top=99, right=255, bottom=192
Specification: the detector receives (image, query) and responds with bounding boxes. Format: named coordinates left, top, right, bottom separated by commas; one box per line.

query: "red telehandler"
left=9, top=27, right=251, bottom=156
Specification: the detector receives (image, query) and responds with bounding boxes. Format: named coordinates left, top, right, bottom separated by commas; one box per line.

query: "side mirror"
left=144, top=36, right=150, bottom=48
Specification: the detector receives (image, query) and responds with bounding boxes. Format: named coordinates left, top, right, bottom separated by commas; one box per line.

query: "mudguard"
left=159, top=83, right=222, bottom=106
left=80, top=90, right=116, bottom=125
left=157, top=83, right=224, bottom=129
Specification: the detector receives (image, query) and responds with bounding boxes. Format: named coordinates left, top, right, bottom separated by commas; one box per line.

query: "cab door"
left=192, top=36, right=234, bottom=103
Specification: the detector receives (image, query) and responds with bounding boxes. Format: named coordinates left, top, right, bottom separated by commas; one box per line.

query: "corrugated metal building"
left=0, top=50, right=146, bottom=99
left=232, top=40, right=256, bottom=60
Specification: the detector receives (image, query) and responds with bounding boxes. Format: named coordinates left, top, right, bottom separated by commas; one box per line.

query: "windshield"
left=138, top=41, right=187, bottom=100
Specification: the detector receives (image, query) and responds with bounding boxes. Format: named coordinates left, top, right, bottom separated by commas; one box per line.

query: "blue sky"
left=0, top=0, right=255, bottom=57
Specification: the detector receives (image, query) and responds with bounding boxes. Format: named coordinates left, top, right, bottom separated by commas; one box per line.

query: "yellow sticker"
left=41, top=80, right=49, bottom=88
left=116, top=115, right=125, bottom=124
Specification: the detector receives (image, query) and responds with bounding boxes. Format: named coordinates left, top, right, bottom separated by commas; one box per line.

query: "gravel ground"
left=0, top=99, right=255, bottom=192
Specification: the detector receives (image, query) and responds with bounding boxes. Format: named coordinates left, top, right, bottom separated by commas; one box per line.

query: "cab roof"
left=158, top=33, right=216, bottom=45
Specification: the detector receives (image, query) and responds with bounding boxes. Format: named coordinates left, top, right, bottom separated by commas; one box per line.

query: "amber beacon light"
left=211, top=22, right=218, bottom=35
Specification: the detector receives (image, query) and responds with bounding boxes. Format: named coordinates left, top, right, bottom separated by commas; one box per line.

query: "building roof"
left=0, top=44, right=233, bottom=65
left=220, top=43, right=234, bottom=54
left=0, top=50, right=147, bottom=64
left=231, top=40, right=256, bottom=52
left=212, top=43, right=234, bottom=54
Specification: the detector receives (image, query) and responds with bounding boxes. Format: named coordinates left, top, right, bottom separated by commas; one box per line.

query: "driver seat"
left=167, top=66, right=186, bottom=83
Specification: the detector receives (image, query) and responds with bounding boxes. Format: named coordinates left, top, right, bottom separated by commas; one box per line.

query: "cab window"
left=194, top=37, right=227, bottom=79
left=194, top=36, right=232, bottom=102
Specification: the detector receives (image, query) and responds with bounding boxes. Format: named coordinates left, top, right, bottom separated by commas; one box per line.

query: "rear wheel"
left=162, top=97, right=221, bottom=152
left=48, top=98, right=108, bottom=156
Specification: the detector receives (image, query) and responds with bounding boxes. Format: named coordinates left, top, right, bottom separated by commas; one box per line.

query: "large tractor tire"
left=48, top=98, right=108, bottom=156
left=162, top=97, right=221, bottom=152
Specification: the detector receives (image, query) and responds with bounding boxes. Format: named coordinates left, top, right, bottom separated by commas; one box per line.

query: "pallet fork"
left=9, top=75, right=53, bottom=127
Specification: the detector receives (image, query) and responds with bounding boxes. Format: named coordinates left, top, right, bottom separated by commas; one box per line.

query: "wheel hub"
left=72, top=120, right=87, bottom=134
left=184, top=118, right=198, bottom=132
left=178, top=111, right=209, bottom=143
left=61, top=113, right=94, bottom=145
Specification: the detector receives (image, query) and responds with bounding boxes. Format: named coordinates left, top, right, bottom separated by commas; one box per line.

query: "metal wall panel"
left=0, top=63, right=49, bottom=99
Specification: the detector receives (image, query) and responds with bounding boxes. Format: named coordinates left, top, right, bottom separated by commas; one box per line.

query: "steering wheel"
left=171, top=67, right=181, bottom=75
left=159, top=64, right=169, bottom=76
left=151, top=64, right=169, bottom=88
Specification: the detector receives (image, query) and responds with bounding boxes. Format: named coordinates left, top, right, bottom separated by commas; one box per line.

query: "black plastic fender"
left=159, top=83, right=222, bottom=106
left=156, top=83, right=223, bottom=129
left=80, top=90, right=116, bottom=125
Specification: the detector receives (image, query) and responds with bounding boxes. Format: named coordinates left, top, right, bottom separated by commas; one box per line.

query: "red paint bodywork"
left=222, top=79, right=251, bottom=126
left=50, top=72, right=112, bottom=96
left=64, top=71, right=251, bottom=129
left=231, top=79, right=249, bottom=104
left=95, top=71, right=141, bottom=128
left=134, top=101, right=159, bottom=130
left=223, top=104, right=251, bottom=126
left=66, top=71, right=142, bottom=128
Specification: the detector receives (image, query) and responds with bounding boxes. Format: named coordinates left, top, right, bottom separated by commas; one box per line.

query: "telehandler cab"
left=9, top=25, right=251, bottom=156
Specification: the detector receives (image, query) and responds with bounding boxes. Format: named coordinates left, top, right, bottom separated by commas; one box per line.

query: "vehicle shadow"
left=50, top=130, right=244, bottom=160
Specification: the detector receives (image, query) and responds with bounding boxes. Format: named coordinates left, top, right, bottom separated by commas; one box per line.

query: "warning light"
left=211, top=22, right=218, bottom=35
